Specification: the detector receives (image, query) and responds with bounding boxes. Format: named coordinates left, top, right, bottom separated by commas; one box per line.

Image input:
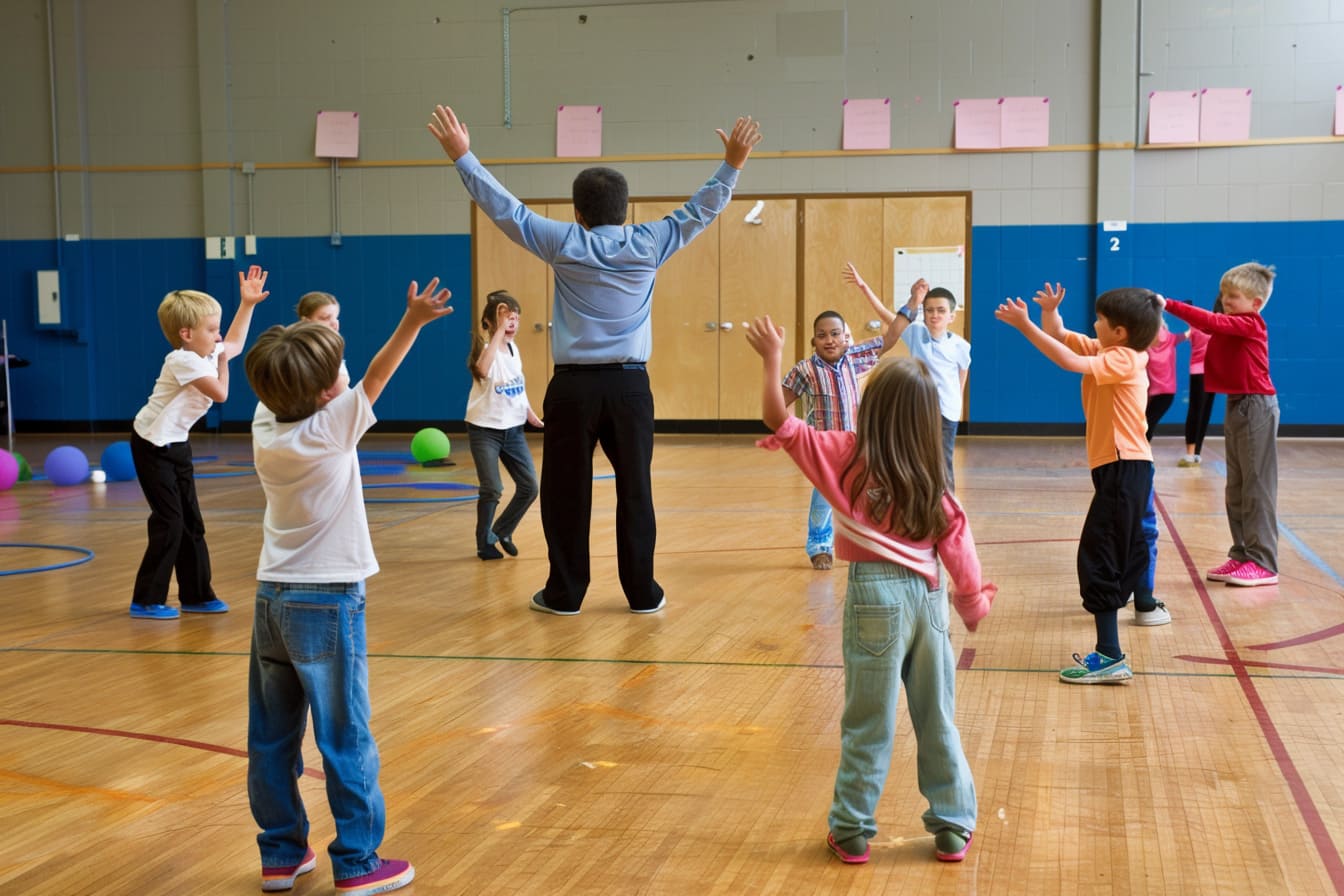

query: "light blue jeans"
left=807, top=488, right=833, bottom=557
left=248, top=581, right=386, bottom=881
left=829, top=562, right=977, bottom=842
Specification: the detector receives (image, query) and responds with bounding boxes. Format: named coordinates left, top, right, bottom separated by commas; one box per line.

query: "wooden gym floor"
left=1, top=431, right=1342, bottom=895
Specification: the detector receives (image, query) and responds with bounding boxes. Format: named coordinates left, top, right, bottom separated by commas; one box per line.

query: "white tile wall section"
left=4, top=0, right=1344, bottom=240
left=1000, top=189, right=1034, bottom=225
left=1254, top=184, right=1296, bottom=220
left=970, top=189, right=1001, bottom=227
left=1132, top=186, right=1165, bottom=223
left=1323, top=183, right=1344, bottom=219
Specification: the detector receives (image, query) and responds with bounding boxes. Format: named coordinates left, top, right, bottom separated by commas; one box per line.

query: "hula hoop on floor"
left=0, top=542, right=96, bottom=577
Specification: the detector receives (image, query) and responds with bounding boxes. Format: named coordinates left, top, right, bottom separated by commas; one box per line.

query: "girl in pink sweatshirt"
left=746, top=315, right=997, bottom=868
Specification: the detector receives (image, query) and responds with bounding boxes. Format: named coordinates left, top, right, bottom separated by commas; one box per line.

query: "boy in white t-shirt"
left=128, top=265, right=269, bottom=620
left=847, top=265, right=972, bottom=490
left=243, top=277, right=451, bottom=896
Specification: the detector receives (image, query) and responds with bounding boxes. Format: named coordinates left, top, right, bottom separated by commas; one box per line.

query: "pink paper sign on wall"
left=842, top=98, right=891, bottom=150
left=1147, top=91, right=1200, bottom=144
left=557, top=105, right=602, bottom=158
left=953, top=98, right=1002, bottom=149
left=315, top=110, right=360, bottom=158
left=1199, top=88, right=1252, bottom=142
left=1000, top=96, right=1050, bottom=148
left=1335, top=85, right=1343, bottom=137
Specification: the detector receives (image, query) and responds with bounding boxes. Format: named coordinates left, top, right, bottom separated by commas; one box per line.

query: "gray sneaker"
left=1134, top=601, right=1171, bottom=626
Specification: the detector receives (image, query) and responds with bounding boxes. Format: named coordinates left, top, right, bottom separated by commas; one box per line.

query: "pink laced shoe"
left=1206, top=558, right=1244, bottom=582
left=1223, top=561, right=1278, bottom=587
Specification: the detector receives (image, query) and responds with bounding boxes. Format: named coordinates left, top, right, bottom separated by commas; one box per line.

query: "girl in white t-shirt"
left=465, top=291, right=542, bottom=560
left=296, top=291, right=350, bottom=390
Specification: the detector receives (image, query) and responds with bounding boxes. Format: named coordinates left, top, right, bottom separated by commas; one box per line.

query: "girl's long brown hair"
left=467, top=290, right=522, bottom=381
left=841, top=357, right=948, bottom=541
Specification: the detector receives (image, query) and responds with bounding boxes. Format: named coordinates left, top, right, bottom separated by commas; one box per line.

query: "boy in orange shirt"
left=996, top=283, right=1163, bottom=683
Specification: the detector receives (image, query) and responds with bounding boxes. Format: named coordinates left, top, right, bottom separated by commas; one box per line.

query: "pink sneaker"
left=1206, top=558, right=1244, bottom=582
left=335, top=859, right=414, bottom=896
left=1223, top=561, right=1278, bottom=587
left=261, top=847, right=316, bottom=892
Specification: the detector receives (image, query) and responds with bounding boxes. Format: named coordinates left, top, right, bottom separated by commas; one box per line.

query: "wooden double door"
left=472, top=193, right=968, bottom=422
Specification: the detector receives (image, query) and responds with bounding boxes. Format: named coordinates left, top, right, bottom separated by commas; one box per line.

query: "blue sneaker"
left=129, top=603, right=180, bottom=620
left=181, top=599, right=229, bottom=614
left=1059, top=651, right=1132, bottom=684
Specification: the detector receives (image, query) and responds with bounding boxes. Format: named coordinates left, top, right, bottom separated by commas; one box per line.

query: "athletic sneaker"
left=1134, top=601, right=1171, bottom=626
left=1223, top=561, right=1278, bottom=587
left=1059, top=651, right=1132, bottom=684
left=1206, top=558, right=1244, bottom=582
left=1177, top=455, right=1201, bottom=467
left=261, top=847, right=316, bottom=892
left=934, top=829, right=972, bottom=862
left=826, top=832, right=869, bottom=864
left=529, top=592, right=580, bottom=616
left=181, top=599, right=229, bottom=614
left=335, top=859, right=414, bottom=896
left=630, top=596, right=666, bottom=615
left=129, top=603, right=179, bottom=620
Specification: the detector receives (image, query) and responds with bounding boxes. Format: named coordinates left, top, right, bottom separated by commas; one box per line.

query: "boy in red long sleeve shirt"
left=1162, top=262, right=1279, bottom=586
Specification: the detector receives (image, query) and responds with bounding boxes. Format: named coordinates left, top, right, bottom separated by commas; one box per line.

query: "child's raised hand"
left=428, top=105, right=471, bottom=160
left=1033, top=282, right=1065, bottom=311
left=745, top=315, right=785, bottom=358
left=238, top=265, right=270, bottom=306
left=842, top=262, right=867, bottom=290
left=994, top=297, right=1032, bottom=329
left=910, top=278, right=929, bottom=305
left=717, top=116, right=762, bottom=170
left=404, top=278, right=454, bottom=326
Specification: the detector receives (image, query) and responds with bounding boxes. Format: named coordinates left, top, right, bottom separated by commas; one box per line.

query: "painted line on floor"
left=1157, top=492, right=1344, bottom=894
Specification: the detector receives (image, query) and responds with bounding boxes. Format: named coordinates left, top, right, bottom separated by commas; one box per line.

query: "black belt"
left=553, top=362, right=646, bottom=372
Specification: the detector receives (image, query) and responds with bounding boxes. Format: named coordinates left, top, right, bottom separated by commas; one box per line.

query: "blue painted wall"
left=3, top=221, right=1340, bottom=428
left=1, top=235, right=473, bottom=427
left=969, top=220, right=1344, bottom=427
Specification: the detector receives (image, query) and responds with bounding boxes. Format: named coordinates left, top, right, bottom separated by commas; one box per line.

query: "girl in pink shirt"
left=1144, top=319, right=1189, bottom=441
left=746, top=315, right=996, bottom=868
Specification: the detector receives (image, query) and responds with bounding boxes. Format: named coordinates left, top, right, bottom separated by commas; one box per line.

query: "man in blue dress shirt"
left=429, top=104, right=762, bottom=615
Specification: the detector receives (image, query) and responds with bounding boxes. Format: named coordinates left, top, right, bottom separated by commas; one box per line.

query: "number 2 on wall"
left=1109, top=237, right=1121, bottom=252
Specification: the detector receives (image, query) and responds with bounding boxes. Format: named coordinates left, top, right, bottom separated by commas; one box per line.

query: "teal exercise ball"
left=410, top=428, right=451, bottom=464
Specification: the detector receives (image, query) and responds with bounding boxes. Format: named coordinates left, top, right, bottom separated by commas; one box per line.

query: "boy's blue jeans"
left=807, top=488, right=833, bottom=557
left=829, top=562, right=977, bottom=843
left=248, top=581, right=386, bottom=881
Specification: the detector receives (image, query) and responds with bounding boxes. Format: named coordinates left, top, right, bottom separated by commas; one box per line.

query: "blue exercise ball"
left=45, top=445, right=90, bottom=486
left=101, top=440, right=137, bottom=482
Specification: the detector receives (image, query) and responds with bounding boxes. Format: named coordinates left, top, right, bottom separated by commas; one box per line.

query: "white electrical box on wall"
left=36, top=269, right=61, bottom=326
left=205, top=237, right=236, bottom=260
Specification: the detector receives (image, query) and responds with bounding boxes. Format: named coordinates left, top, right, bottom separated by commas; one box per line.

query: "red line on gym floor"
left=957, top=647, right=976, bottom=671
left=1156, top=494, right=1344, bottom=894
left=1247, top=621, right=1344, bottom=652
left=0, top=718, right=325, bottom=780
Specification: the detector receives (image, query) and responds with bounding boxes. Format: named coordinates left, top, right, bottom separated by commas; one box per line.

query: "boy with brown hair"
left=244, top=278, right=451, bottom=896
left=1162, top=262, right=1279, bottom=586
left=996, top=282, right=1163, bottom=683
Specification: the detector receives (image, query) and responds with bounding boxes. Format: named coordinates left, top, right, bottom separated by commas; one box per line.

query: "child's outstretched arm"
left=745, top=315, right=790, bottom=431
left=716, top=116, right=762, bottom=170
left=995, top=297, right=1092, bottom=374
left=221, top=265, right=270, bottom=360
left=361, top=278, right=453, bottom=406
left=843, top=263, right=896, bottom=326
left=1032, top=282, right=1068, bottom=342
